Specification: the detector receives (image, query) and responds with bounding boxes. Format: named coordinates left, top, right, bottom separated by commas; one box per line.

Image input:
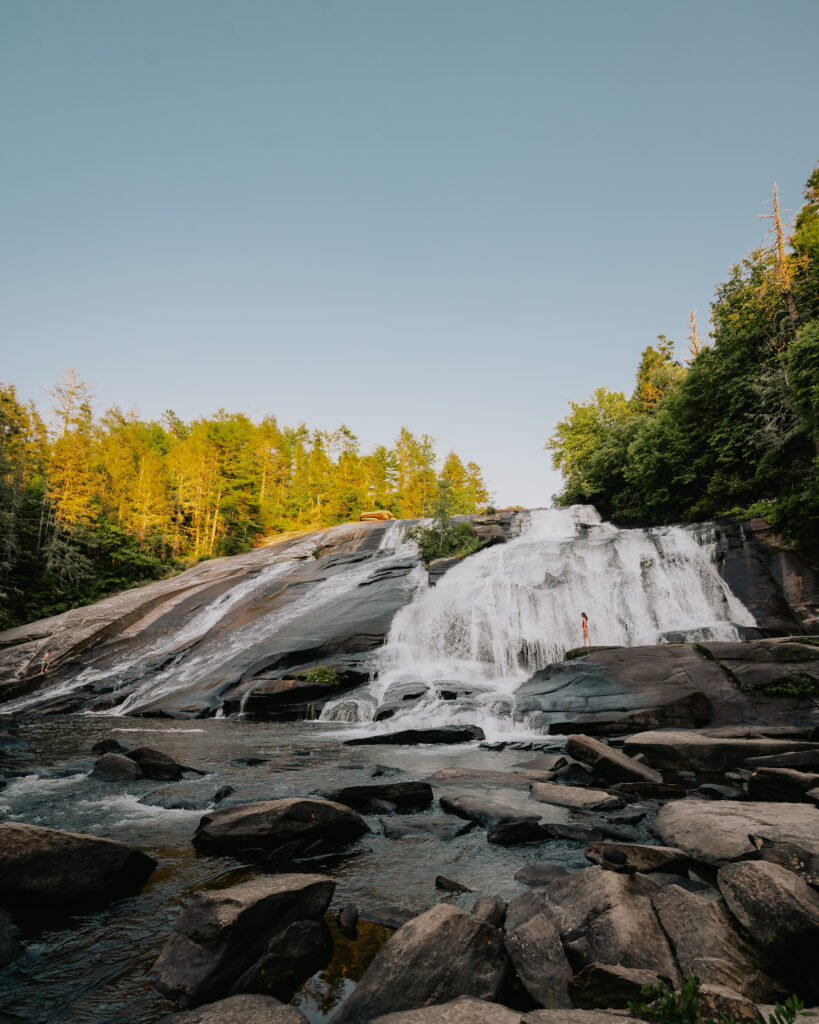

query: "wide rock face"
left=191, top=798, right=369, bottom=859
left=328, top=904, right=508, bottom=1024
left=0, top=822, right=156, bottom=910
left=504, top=911, right=573, bottom=1008
left=625, top=728, right=819, bottom=771
left=367, top=998, right=523, bottom=1024
left=154, top=994, right=309, bottom=1024
left=653, top=799, right=819, bottom=864
left=149, top=874, right=335, bottom=1007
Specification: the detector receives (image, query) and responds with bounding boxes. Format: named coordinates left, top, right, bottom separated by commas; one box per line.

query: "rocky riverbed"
left=1, top=704, right=819, bottom=1024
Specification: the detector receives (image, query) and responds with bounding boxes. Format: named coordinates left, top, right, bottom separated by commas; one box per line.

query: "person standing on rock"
left=40, top=650, right=51, bottom=674
left=581, top=612, right=590, bottom=648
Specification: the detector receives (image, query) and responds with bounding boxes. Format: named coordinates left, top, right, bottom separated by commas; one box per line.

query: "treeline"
left=548, top=163, right=819, bottom=555
left=0, top=383, right=490, bottom=628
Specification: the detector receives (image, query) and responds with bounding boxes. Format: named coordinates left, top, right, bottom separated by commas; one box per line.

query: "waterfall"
left=320, top=506, right=756, bottom=735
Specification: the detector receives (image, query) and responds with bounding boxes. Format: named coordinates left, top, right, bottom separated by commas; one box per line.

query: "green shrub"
left=408, top=477, right=484, bottom=565
left=628, top=972, right=812, bottom=1024
left=304, top=666, right=339, bottom=686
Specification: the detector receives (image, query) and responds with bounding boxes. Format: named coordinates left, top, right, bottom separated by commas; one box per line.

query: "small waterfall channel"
left=320, top=506, right=756, bottom=737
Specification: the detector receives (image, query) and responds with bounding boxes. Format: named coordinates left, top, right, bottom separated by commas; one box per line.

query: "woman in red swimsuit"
left=581, top=612, right=590, bottom=647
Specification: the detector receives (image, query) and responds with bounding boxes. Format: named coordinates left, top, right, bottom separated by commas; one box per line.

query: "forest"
left=548, top=163, right=819, bottom=557
left=0, top=385, right=489, bottom=629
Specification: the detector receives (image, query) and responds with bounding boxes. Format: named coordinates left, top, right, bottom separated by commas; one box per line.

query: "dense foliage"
left=548, top=164, right=819, bottom=556
left=407, top=477, right=484, bottom=565
left=0, top=385, right=489, bottom=629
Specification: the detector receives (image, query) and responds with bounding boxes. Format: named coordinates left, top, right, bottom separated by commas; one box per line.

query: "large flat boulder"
left=653, top=799, right=819, bottom=864
left=328, top=781, right=433, bottom=812
left=192, top=798, right=369, bottom=858
left=624, top=731, right=819, bottom=771
left=529, top=781, right=623, bottom=811
left=585, top=843, right=690, bottom=876
left=328, top=904, right=507, bottom=1024
left=0, top=821, right=156, bottom=910
left=153, top=994, right=309, bottom=1023
left=439, top=793, right=548, bottom=829
left=149, top=874, right=334, bottom=1007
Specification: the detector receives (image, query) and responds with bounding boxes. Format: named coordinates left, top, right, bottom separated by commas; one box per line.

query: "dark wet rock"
left=153, top=993, right=310, bottom=1024
left=90, top=737, right=128, bottom=754
left=610, top=781, right=688, bottom=800
left=609, top=809, right=647, bottom=826
left=566, top=734, right=663, bottom=785
left=554, top=761, right=595, bottom=785
left=505, top=912, right=573, bottom=1008
left=529, top=781, right=623, bottom=811
left=371, top=764, right=404, bottom=777
left=439, top=793, right=540, bottom=829
left=0, top=729, right=28, bottom=751
left=513, top=755, right=568, bottom=772
left=382, top=815, right=474, bottom=841
left=345, top=726, right=485, bottom=746
left=192, top=798, right=369, bottom=858
left=697, top=984, right=764, bottom=1024
left=0, top=821, right=156, bottom=910
left=653, top=799, right=819, bottom=865
left=224, top=676, right=357, bottom=718
left=745, top=749, right=819, bottom=768
left=699, top=783, right=744, bottom=800
left=583, top=820, right=640, bottom=843
left=543, top=866, right=680, bottom=983
left=92, top=751, right=144, bottom=781
left=517, top=646, right=716, bottom=735
left=550, top=823, right=604, bottom=843
left=336, top=903, right=359, bottom=937
left=435, top=875, right=472, bottom=894
left=230, top=918, right=333, bottom=1001
left=213, top=785, right=234, bottom=803
left=623, top=729, right=819, bottom=772
left=718, top=860, right=819, bottom=999
left=514, top=863, right=569, bottom=888
left=488, top=820, right=555, bottom=846
left=428, top=556, right=467, bottom=586
left=368, top=997, right=522, bottom=1024
left=746, top=767, right=819, bottom=802
left=329, top=781, right=433, bottom=813
left=471, top=895, right=506, bottom=928
left=140, top=789, right=210, bottom=811
left=125, top=746, right=185, bottom=780
left=232, top=757, right=269, bottom=766
left=568, top=963, right=671, bottom=1009
left=0, top=906, right=22, bottom=967
left=585, top=842, right=691, bottom=876
left=369, top=799, right=398, bottom=813
left=651, top=884, right=778, bottom=1000
left=328, top=903, right=507, bottom=1024
left=149, top=874, right=335, bottom=1007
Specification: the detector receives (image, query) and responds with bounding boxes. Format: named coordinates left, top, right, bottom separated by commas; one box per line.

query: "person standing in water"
left=581, top=612, right=590, bottom=648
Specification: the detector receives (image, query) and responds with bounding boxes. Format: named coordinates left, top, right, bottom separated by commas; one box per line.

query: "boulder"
left=504, top=912, right=573, bottom=1008
left=651, top=883, right=778, bottom=1000
left=149, top=874, right=335, bottom=1007
left=368, top=997, right=523, bottom=1024
left=91, top=737, right=128, bottom=754
left=513, top=755, right=568, bottom=772
left=0, top=821, right=156, bottom=910
left=542, top=866, right=680, bottom=983
left=505, top=888, right=555, bottom=934
left=345, top=727, right=485, bottom=746
left=745, top=750, right=819, bottom=769
left=336, top=903, right=359, bottom=937
left=568, top=963, right=671, bottom=1009
left=329, top=781, right=433, bottom=812
left=566, top=735, right=663, bottom=785
left=426, top=767, right=556, bottom=788
left=653, top=799, right=819, bottom=865
left=487, top=820, right=554, bottom=846
left=439, top=793, right=542, bottom=829
left=746, top=768, right=819, bottom=802
left=585, top=843, right=690, bottom=876
left=327, top=904, right=508, bottom=1024
left=718, top=861, right=819, bottom=999
left=471, top=896, right=506, bottom=928
left=125, top=746, right=185, bottom=780
left=230, top=918, right=333, bottom=1000
left=514, top=863, right=569, bottom=888
left=529, top=781, right=623, bottom=812
left=746, top=835, right=819, bottom=888
left=697, top=984, right=764, bottom=1024
left=382, top=815, right=474, bottom=841
left=153, top=994, right=309, bottom=1023
left=92, top=752, right=144, bottom=781
left=0, top=906, right=22, bottom=967
left=192, top=798, right=369, bottom=858
left=623, top=731, right=819, bottom=772
left=435, top=875, right=471, bottom=894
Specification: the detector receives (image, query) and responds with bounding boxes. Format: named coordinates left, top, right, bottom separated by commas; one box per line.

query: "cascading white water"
left=320, top=506, right=756, bottom=735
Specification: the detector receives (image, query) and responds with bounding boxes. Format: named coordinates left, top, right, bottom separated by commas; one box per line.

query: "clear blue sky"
left=2, top=0, right=817, bottom=507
